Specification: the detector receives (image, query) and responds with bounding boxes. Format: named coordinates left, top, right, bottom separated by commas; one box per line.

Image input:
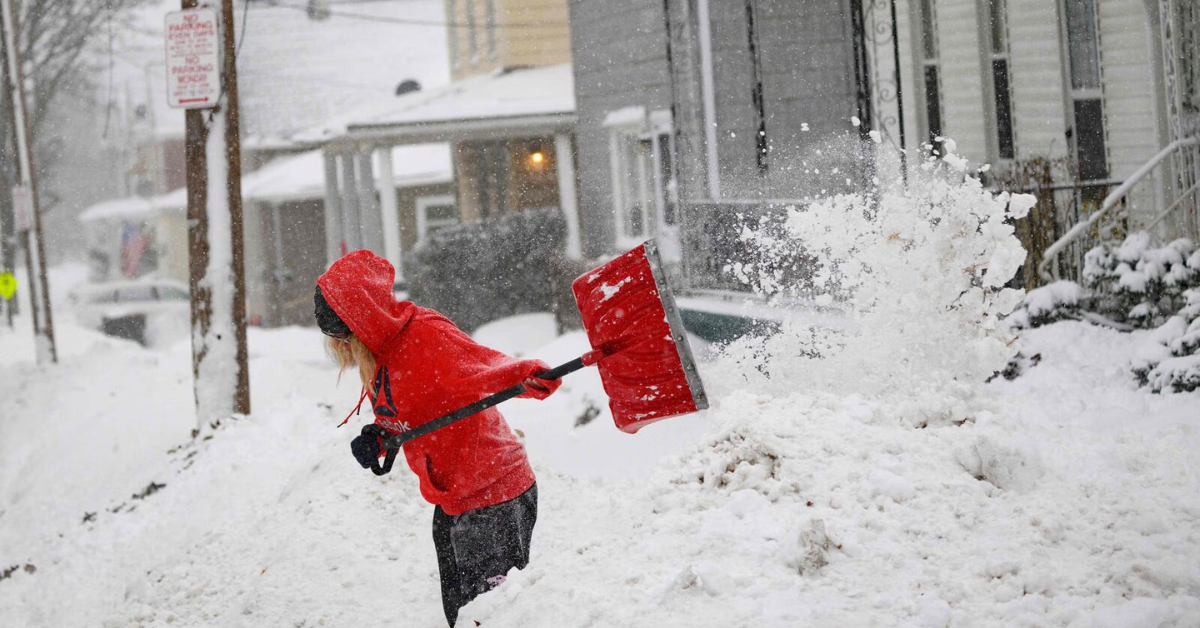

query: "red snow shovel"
left=367, top=239, right=708, bottom=476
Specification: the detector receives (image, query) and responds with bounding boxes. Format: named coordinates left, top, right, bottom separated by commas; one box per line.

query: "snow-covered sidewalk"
left=1, top=278, right=1198, bottom=626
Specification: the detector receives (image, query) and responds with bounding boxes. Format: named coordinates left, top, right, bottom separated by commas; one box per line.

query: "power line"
left=261, top=0, right=567, bottom=29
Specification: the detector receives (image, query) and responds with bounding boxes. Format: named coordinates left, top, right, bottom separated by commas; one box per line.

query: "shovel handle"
left=367, top=355, right=594, bottom=476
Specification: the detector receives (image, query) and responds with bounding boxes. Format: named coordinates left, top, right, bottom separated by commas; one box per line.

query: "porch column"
left=339, top=150, right=362, bottom=251
left=269, top=202, right=286, bottom=326
left=356, top=147, right=385, bottom=256
left=555, top=133, right=582, bottom=259
left=322, top=149, right=344, bottom=263
left=376, top=146, right=404, bottom=278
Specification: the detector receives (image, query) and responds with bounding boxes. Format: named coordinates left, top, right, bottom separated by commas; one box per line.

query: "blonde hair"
left=326, top=334, right=378, bottom=395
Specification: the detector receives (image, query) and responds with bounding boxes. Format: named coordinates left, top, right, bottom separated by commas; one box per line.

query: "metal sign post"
left=174, top=0, right=250, bottom=425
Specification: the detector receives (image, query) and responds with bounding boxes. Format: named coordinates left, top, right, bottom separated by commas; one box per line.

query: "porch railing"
left=1038, top=137, right=1200, bottom=282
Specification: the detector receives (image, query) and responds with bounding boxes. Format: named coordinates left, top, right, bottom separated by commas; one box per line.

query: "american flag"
left=120, top=221, right=151, bottom=278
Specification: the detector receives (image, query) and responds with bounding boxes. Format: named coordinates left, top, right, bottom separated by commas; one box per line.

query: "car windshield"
left=157, top=286, right=189, bottom=300
left=115, top=286, right=156, bottom=302
left=87, top=291, right=118, bottom=304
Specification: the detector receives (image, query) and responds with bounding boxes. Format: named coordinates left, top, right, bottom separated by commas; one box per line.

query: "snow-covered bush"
left=408, top=207, right=566, bottom=332
left=1083, top=233, right=1198, bottom=327
left=1133, top=288, right=1200, bottom=393
left=714, top=147, right=1030, bottom=424
left=1005, top=280, right=1086, bottom=329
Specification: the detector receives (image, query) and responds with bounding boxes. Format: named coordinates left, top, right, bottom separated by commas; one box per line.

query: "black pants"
left=432, top=483, right=537, bottom=627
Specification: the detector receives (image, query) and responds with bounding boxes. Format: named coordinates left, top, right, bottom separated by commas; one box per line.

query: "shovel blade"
left=572, top=240, right=708, bottom=433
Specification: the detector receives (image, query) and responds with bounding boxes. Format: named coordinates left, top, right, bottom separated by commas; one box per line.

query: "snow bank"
left=464, top=320, right=1200, bottom=627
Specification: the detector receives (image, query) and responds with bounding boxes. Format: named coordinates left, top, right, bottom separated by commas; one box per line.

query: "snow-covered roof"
left=236, top=0, right=450, bottom=148
left=242, top=144, right=453, bottom=204
left=78, top=196, right=170, bottom=223
left=81, top=143, right=454, bottom=222
left=303, top=64, right=576, bottom=143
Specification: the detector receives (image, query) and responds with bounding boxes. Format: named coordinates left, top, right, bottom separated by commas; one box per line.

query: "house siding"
left=1098, top=2, right=1158, bottom=181
left=670, top=0, right=861, bottom=203
left=935, top=0, right=989, bottom=160
left=450, top=0, right=572, bottom=81
left=1006, top=0, right=1069, bottom=161
left=501, top=0, right=573, bottom=70
left=568, top=0, right=673, bottom=256
left=895, top=0, right=922, bottom=159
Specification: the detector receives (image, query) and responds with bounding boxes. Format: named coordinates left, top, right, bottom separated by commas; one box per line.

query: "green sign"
left=0, top=272, right=16, bottom=300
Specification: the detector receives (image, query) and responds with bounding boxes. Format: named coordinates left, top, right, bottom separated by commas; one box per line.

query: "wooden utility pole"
left=178, top=0, right=249, bottom=424
left=1, top=0, right=55, bottom=363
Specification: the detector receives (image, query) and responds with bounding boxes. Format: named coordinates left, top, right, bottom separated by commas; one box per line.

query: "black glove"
left=350, top=433, right=381, bottom=469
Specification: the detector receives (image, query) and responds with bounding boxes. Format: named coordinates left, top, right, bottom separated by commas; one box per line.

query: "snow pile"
left=469, top=342, right=1200, bottom=626
left=720, top=151, right=1030, bottom=424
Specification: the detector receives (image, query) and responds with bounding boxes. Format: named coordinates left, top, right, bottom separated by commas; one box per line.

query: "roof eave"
left=339, top=112, right=577, bottom=146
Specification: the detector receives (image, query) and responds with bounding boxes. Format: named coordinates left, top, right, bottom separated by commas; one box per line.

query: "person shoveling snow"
left=316, top=250, right=561, bottom=626
left=315, top=245, right=707, bottom=626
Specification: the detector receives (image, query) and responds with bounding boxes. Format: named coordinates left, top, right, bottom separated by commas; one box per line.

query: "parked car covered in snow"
left=69, top=280, right=190, bottom=347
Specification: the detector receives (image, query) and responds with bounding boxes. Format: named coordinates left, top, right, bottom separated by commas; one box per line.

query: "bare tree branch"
left=7, top=0, right=150, bottom=135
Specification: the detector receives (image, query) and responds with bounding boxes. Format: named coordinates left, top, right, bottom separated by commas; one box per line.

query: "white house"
left=865, top=0, right=1198, bottom=281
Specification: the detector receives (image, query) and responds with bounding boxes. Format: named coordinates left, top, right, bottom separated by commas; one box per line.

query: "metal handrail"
left=1146, top=180, right=1200, bottom=231
left=1038, top=136, right=1200, bottom=281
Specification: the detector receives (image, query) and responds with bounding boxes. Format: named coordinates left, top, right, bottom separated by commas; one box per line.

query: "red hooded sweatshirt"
left=318, top=250, right=561, bottom=515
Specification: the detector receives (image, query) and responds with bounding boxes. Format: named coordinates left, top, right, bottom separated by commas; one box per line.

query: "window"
left=648, top=109, right=678, bottom=229
left=1180, top=1, right=1199, bottom=120
left=474, top=141, right=509, bottom=219
left=466, top=0, right=478, bottom=64
left=448, top=0, right=459, bottom=68
left=611, top=130, right=652, bottom=243
left=416, top=195, right=459, bottom=240
left=984, top=0, right=1015, bottom=160
left=116, top=286, right=156, bottom=303
left=1061, top=0, right=1108, bottom=181
left=604, top=108, right=678, bottom=246
left=156, top=286, right=190, bottom=301
left=918, top=0, right=943, bottom=145
left=745, top=0, right=767, bottom=173
left=606, top=108, right=654, bottom=245
left=486, top=0, right=497, bottom=61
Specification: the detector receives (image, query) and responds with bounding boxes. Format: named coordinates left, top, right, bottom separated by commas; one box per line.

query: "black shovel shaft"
left=370, top=356, right=588, bottom=476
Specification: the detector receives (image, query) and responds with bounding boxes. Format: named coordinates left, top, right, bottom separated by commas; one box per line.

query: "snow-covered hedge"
left=1005, top=280, right=1086, bottom=329
left=408, top=208, right=567, bottom=332
left=1083, top=233, right=1199, bottom=327
left=1133, top=288, right=1200, bottom=393
left=1006, top=233, right=1199, bottom=332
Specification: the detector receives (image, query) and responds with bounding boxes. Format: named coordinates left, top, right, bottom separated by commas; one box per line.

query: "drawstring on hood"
left=337, top=386, right=369, bottom=428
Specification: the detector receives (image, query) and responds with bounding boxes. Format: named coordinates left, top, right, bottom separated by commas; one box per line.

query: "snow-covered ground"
left=1, top=265, right=1198, bottom=627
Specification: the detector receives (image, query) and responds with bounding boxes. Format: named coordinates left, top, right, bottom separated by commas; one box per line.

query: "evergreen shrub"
left=408, top=208, right=567, bottom=333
